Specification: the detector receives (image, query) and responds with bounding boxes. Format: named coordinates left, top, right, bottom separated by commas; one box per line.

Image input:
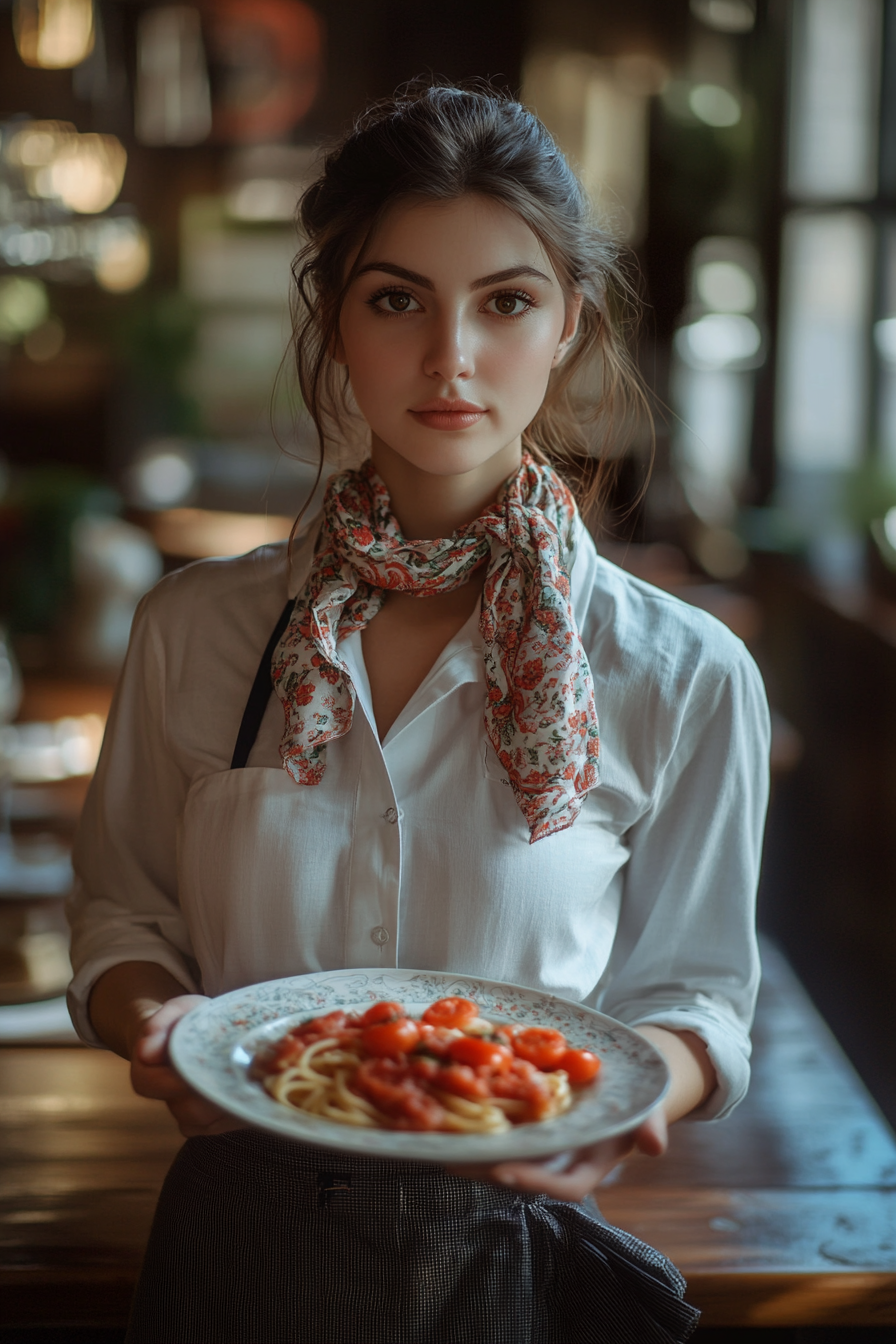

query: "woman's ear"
left=552, top=292, right=584, bottom=367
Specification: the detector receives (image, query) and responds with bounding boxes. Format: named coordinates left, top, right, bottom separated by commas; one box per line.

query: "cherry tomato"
left=361, top=1000, right=406, bottom=1027
left=511, top=1027, right=568, bottom=1071
left=361, top=1016, right=421, bottom=1057
left=299, top=1010, right=359, bottom=1037
left=422, top=997, right=479, bottom=1029
left=558, top=1048, right=601, bottom=1085
left=447, top=1036, right=514, bottom=1072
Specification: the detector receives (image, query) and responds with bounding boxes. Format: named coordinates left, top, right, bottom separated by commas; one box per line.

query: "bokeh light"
left=40, top=135, right=127, bottom=214
left=13, top=0, right=95, bottom=70
left=94, top=220, right=151, bottom=292
left=696, top=261, right=757, bottom=314
left=6, top=122, right=128, bottom=215
left=688, top=83, right=742, bottom=128
left=0, top=275, right=49, bottom=341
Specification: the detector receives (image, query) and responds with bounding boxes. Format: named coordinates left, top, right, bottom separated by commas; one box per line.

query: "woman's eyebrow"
left=354, top=262, right=553, bottom=290
left=355, top=262, right=434, bottom=289
left=472, top=266, right=553, bottom=289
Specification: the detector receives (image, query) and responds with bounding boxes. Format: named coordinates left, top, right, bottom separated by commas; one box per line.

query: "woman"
left=67, top=84, right=769, bottom=1343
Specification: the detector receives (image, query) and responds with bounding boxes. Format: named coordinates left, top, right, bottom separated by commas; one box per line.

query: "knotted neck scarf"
left=271, top=453, right=600, bottom=843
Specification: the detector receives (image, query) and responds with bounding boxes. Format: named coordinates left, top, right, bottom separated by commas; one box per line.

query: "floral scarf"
left=271, top=454, right=600, bottom=843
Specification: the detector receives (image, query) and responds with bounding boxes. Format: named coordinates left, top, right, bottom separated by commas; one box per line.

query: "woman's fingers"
left=634, top=1108, right=668, bottom=1157
left=132, top=995, right=209, bottom=1066
left=128, top=993, right=242, bottom=1135
left=447, top=1136, right=631, bottom=1196
left=167, top=1092, right=245, bottom=1137
left=130, top=1057, right=193, bottom=1102
left=469, top=1109, right=669, bottom=1201
left=492, top=1132, right=634, bottom=1200
left=131, top=1057, right=244, bottom=1135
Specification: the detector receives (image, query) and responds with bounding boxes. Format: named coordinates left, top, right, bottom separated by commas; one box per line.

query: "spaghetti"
left=251, top=996, right=601, bottom=1133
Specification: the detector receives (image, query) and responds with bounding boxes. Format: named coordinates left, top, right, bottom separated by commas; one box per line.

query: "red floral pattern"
left=271, top=454, right=600, bottom=842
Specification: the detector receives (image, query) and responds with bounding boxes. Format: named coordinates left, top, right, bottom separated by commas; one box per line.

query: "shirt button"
left=383, top=807, right=399, bottom=824
left=370, top=925, right=390, bottom=946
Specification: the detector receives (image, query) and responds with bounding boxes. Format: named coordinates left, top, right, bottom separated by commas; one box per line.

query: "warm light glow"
left=614, top=53, right=669, bottom=97
left=148, top=508, right=293, bottom=558
left=0, top=276, right=49, bottom=340
left=5, top=120, right=74, bottom=168
left=94, top=220, right=151, bottom=292
left=0, top=714, right=105, bottom=783
left=522, top=50, right=651, bottom=242
left=42, top=134, right=127, bottom=214
left=7, top=122, right=127, bottom=215
left=13, top=0, right=95, bottom=70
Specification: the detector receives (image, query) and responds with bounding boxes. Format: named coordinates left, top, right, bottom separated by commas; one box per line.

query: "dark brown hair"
left=290, top=81, right=649, bottom=520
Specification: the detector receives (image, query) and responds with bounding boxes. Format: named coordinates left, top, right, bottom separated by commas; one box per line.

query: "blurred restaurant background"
left=0, top=0, right=894, bottom=1142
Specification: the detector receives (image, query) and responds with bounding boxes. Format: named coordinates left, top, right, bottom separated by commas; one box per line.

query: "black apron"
left=125, top=603, right=700, bottom=1344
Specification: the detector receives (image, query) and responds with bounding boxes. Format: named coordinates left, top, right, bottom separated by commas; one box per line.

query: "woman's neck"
left=369, top=435, right=522, bottom=540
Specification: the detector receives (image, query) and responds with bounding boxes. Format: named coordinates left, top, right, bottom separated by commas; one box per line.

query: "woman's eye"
left=369, top=289, right=422, bottom=314
left=485, top=291, right=534, bottom=318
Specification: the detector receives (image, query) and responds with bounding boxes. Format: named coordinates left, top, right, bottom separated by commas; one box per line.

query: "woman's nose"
left=422, top=314, right=473, bottom=381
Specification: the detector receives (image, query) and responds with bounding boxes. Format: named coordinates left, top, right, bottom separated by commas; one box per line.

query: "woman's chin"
left=371, top=433, right=522, bottom=482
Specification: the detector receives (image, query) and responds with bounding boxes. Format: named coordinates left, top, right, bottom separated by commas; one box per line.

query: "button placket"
left=343, top=722, right=401, bottom=968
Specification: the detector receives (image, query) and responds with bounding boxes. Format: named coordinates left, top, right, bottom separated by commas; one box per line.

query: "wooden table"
left=1, top=940, right=895, bottom=1331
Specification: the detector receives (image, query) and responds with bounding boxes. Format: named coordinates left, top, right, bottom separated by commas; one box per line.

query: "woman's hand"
left=448, top=1107, right=667, bottom=1201
left=449, top=1025, right=714, bottom=1201
left=89, top=961, right=245, bottom=1139
left=130, top=995, right=246, bottom=1138
left=495, top=1107, right=667, bottom=1201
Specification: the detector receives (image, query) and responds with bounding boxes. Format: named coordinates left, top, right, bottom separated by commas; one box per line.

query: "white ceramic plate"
left=170, top=968, right=670, bottom=1163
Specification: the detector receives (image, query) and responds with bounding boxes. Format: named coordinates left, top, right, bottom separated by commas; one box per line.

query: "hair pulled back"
left=291, top=81, right=647, bottom=518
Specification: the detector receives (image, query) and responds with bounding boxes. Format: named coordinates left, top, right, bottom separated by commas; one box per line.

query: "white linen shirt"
left=67, top=518, right=770, bottom=1121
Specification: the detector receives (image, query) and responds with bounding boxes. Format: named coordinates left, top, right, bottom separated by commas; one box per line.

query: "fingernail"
left=496, top=1171, right=517, bottom=1186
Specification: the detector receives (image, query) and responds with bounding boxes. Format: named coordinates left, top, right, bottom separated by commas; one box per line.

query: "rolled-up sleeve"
left=600, top=645, right=770, bottom=1120
left=66, top=593, right=199, bottom=1046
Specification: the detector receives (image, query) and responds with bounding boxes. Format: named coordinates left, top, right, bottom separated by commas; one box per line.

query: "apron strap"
left=230, top=598, right=295, bottom=769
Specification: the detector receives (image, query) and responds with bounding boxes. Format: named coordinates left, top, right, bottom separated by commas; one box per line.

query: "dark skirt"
left=126, top=1130, right=699, bottom=1344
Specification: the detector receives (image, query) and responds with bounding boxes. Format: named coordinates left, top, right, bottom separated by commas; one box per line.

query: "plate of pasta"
left=169, top=968, right=670, bottom=1162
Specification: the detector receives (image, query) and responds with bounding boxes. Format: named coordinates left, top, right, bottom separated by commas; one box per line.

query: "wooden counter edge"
left=685, top=1269, right=896, bottom=1326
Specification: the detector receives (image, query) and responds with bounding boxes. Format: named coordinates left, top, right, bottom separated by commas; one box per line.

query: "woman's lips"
left=409, top=399, right=486, bottom=431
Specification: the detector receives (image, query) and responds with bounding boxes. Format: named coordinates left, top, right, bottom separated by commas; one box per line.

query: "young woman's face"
left=335, top=193, right=579, bottom=483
